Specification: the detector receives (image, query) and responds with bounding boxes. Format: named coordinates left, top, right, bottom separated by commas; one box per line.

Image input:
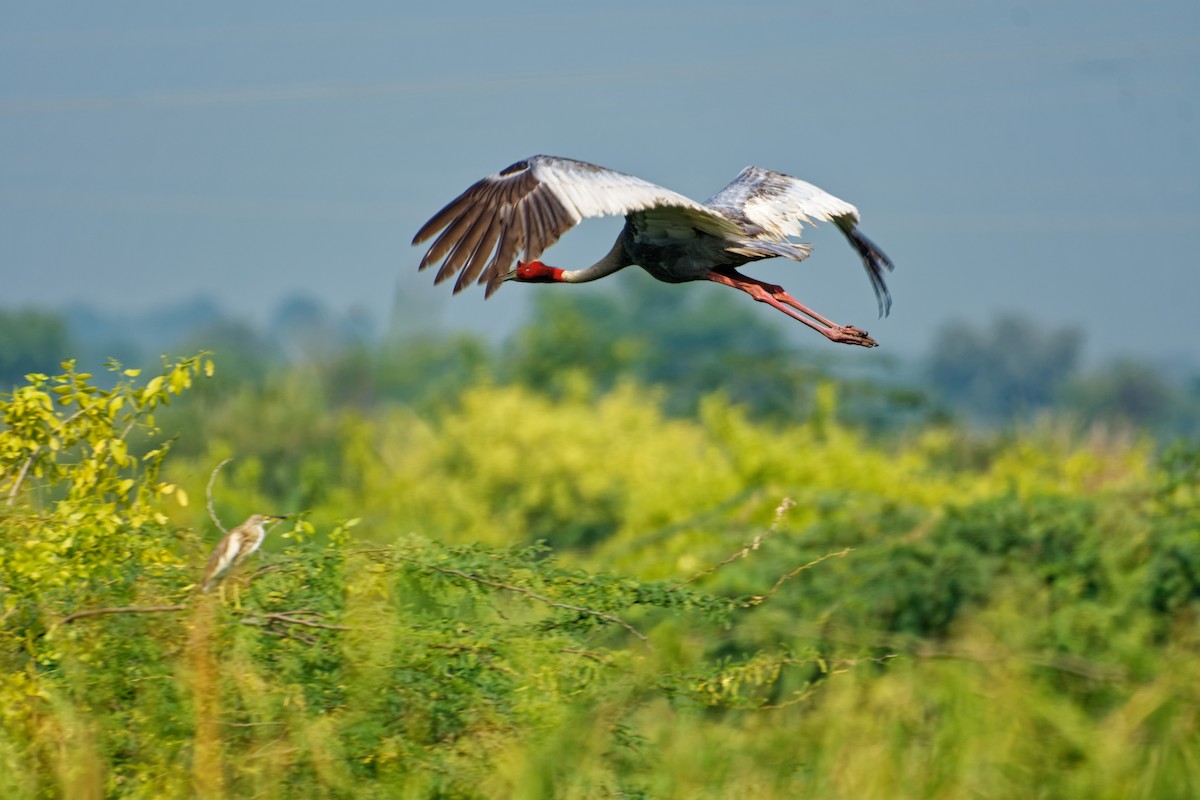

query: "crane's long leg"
left=706, top=271, right=878, bottom=348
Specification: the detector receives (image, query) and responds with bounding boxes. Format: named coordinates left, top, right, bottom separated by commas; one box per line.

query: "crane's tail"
left=724, top=239, right=813, bottom=262
left=834, top=218, right=895, bottom=318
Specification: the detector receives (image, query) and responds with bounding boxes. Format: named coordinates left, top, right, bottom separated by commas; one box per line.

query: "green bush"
left=2, top=358, right=1198, bottom=798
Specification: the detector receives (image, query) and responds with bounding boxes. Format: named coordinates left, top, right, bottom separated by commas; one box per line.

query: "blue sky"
left=2, top=2, right=1197, bottom=364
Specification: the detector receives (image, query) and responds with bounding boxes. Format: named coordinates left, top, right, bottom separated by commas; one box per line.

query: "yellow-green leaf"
left=141, top=375, right=165, bottom=402
left=169, top=368, right=190, bottom=394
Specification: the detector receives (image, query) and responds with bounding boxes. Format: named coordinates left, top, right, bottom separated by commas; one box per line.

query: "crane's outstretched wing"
left=706, top=167, right=895, bottom=316
left=413, top=155, right=743, bottom=297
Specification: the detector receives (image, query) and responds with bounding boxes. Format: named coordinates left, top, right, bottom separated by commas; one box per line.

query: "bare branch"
left=247, top=560, right=304, bottom=581
left=239, top=610, right=351, bottom=632
left=56, top=604, right=187, bottom=626
left=675, top=497, right=796, bottom=588
left=237, top=610, right=350, bottom=645
left=5, top=447, right=38, bottom=507
left=700, top=653, right=896, bottom=711
left=560, top=648, right=615, bottom=664
left=420, top=562, right=648, bottom=642
left=784, top=620, right=1129, bottom=685
left=747, top=547, right=854, bottom=605
left=206, top=457, right=233, bottom=533
left=256, top=627, right=318, bottom=645
left=348, top=547, right=400, bottom=557
left=5, top=406, right=94, bottom=506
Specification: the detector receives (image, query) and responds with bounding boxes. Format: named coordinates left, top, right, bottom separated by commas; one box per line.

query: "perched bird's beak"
left=265, top=514, right=289, bottom=521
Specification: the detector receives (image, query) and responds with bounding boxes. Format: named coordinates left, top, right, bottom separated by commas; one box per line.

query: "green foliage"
left=0, top=356, right=210, bottom=605
left=2, top=354, right=1199, bottom=798
left=1142, top=443, right=1200, bottom=614
left=373, top=333, right=492, bottom=410
left=506, top=272, right=836, bottom=419
left=0, top=356, right=211, bottom=792
left=0, top=310, right=74, bottom=391
left=1063, top=359, right=1200, bottom=439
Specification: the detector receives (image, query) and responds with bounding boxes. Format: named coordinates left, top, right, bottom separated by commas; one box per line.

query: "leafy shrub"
left=3, top=357, right=1199, bottom=798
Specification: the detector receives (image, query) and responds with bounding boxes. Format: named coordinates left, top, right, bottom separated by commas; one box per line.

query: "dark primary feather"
left=414, top=157, right=585, bottom=296
left=414, top=160, right=560, bottom=295
left=413, top=155, right=741, bottom=297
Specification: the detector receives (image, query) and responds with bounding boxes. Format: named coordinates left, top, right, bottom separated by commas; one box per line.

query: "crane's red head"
left=509, top=260, right=564, bottom=284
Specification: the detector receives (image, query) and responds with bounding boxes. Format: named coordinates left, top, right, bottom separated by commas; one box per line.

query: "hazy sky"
left=2, top=2, right=1197, bottom=364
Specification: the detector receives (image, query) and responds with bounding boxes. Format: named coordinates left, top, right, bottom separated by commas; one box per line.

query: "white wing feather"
left=706, top=166, right=894, bottom=316
left=532, top=157, right=717, bottom=224
left=706, top=166, right=859, bottom=238
left=413, top=155, right=741, bottom=296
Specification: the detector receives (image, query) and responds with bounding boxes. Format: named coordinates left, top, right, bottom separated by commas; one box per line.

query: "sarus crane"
left=413, top=155, right=895, bottom=347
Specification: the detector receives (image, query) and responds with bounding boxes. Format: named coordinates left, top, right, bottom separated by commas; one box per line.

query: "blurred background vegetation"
left=2, top=286, right=1199, bottom=798
left=5, top=277, right=1198, bottom=439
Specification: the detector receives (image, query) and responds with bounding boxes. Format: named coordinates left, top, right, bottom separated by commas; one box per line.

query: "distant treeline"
left=2, top=273, right=1198, bottom=439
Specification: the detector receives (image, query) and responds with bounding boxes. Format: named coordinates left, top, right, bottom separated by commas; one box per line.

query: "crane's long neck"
left=557, top=236, right=632, bottom=284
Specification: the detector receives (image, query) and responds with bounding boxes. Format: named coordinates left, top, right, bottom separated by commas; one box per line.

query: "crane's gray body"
left=621, top=209, right=813, bottom=285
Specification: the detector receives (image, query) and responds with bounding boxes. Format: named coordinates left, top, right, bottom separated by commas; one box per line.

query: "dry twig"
left=5, top=406, right=90, bottom=506
left=239, top=610, right=351, bottom=632
left=560, top=648, right=614, bottom=664
left=206, top=457, right=233, bottom=533
left=748, top=547, right=855, bottom=605
left=237, top=610, right=350, bottom=645
left=675, top=497, right=796, bottom=588
left=56, top=604, right=188, bottom=626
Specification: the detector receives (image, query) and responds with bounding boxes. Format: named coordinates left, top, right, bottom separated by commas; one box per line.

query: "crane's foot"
left=825, top=325, right=878, bottom=348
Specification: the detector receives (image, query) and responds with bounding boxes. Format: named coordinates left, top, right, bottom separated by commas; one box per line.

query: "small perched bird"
left=200, top=514, right=286, bottom=594
left=413, top=155, right=895, bottom=347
